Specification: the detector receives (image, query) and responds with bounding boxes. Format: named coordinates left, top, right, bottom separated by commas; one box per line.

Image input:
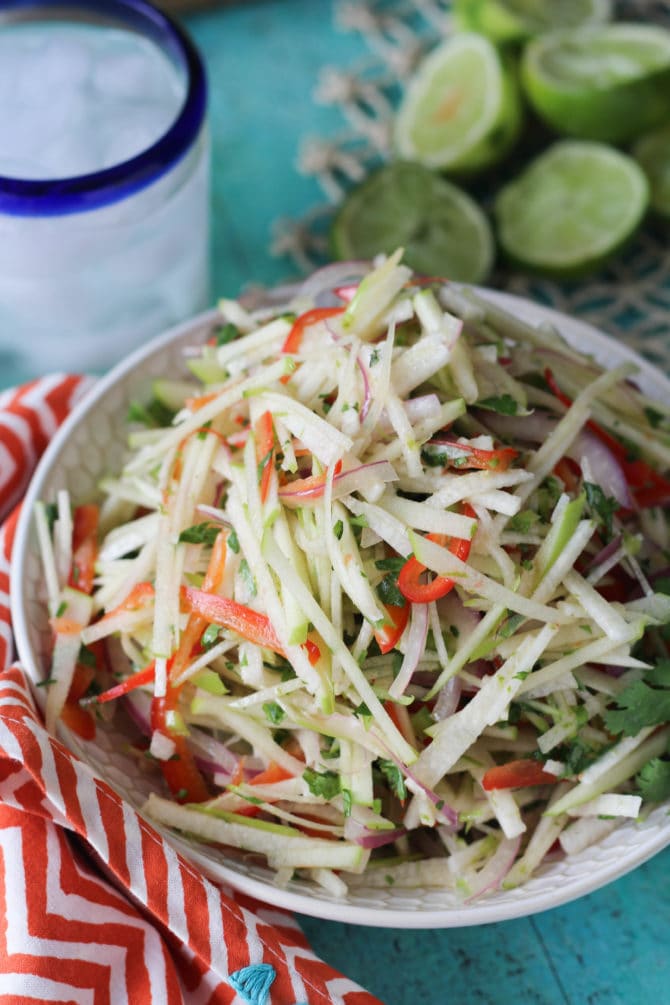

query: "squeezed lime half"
left=521, top=22, right=670, bottom=143
left=494, top=141, right=649, bottom=277
left=394, top=32, right=523, bottom=174
left=453, top=0, right=612, bottom=44
left=633, top=124, right=670, bottom=221
left=330, top=161, right=495, bottom=284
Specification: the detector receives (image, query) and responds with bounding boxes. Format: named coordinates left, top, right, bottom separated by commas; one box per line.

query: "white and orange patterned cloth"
left=0, top=376, right=382, bottom=1005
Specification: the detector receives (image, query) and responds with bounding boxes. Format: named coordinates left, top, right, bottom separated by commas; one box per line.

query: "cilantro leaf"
left=377, top=758, right=407, bottom=801
left=477, top=394, right=519, bottom=415
left=215, top=322, right=241, bottom=346
left=227, top=529, right=240, bottom=553
left=178, top=522, right=220, bottom=546
left=636, top=757, right=670, bottom=803
left=127, top=397, right=175, bottom=429
left=508, top=510, right=539, bottom=534
left=583, top=482, right=618, bottom=539
left=375, top=557, right=406, bottom=573
left=376, top=573, right=405, bottom=608
left=605, top=679, right=670, bottom=736
left=263, top=701, right=285, bottom=725
left=302, top=768, right=341, bottom=800
left=239, top=558, right=257, bottom=597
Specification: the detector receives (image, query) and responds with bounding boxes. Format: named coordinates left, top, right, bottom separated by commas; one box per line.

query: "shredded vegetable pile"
left=36, top=251, right=670, bottom=900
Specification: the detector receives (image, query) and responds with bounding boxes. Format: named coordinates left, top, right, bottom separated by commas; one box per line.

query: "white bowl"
left=11, top=290, right=670, bottom=928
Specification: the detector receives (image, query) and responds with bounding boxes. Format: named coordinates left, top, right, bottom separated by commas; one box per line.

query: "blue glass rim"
left=0, top=0, right=207, bottom=216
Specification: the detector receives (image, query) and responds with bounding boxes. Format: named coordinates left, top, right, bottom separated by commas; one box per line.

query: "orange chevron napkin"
left=0, top=377, right=383, bottom=1005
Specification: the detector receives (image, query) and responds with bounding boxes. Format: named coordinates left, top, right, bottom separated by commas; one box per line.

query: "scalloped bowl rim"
left=10, top=288, right=670, bottom=928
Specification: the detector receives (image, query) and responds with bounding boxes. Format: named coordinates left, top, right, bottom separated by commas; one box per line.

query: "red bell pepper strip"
left=182, top=587, right=286, bottom=656
left=249, top=761, right=295, bottom=786
left=99, top=581, right=155, bottom=622
left=254, top=410, right=275, bottom=504
left=69, top=503, right=99, bottom=595
left=277, top=459, right=343, bottom=505
left=151, top=682, right=210, bottom=804
left=281, top=306, right=345, bottom=355
left=91, top=662, right=156, bottom=704
left=482, top=759, right=558, bottom=791
left=398, top=504, right=476, bottom=604
left=374, top=602, right=410, bottom=654
left=429, top=438, right=518, bottom=471
left=302, top=636, right=321, bottom=666
left=61, top=663, right=96, bottom=739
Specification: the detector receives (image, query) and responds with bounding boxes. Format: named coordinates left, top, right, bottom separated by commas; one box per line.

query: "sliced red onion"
left=278, top=459, right=397, bottom=505
left=388, top=603, right=429, bottom=699
left=587, top=534, right=624, bottom=573
left=356, top=827, right=408, bottom=849
left=481, top=410, right=632, bottom=508
left=573, top=430, right=632, bottom=508
left=297, top=260, right=369, bottom=305
left=333, top=283, right=359, bottom=302
left=196, top=504, right=231, bottom=526
left=357, top=355, right=372, bottom=423
left=480, top=410, right=556, bottom=443
left=379, top=746, right=459, bottom=828
left=464, top=835, right=521, bottom=903
left=376, top=394, right=442, bottom=436
left=432, top=675, right=462, bottom=721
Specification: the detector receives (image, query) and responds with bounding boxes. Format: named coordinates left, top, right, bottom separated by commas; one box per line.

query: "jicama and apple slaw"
left=35, top=251, right=670, bottom=900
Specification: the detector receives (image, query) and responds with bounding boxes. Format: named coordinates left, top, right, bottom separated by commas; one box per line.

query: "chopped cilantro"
left=348, top=513, right=369, bottom=528
left=354, top=701, right=373, bottom=727
left=178, top=522, right=220, bottom=546
left=227, top=529, right=240, bottom=553
left=302, top=768, right=341, bottom=800
left=333, top=519, right=344, bottom=540
left=375, top=557, right=406, bottom=573
left=239, top=558, right=257, bottom=597
left=644, top=406, right=664, bottom=430
left=508, top=510, right=539, bottom=534
left=55, top=600, right=67, bottom=618
left=605, top=660, right=670, bottom=736
left=44, top=501, right=58, bottom=533
left=376, top=572, right=405, bottom=608
left=127, top=397, right=175, bottom=428
left=637, top=756, right=670, bottom=802
left=478, top=394, right=518, bottom=415
left=341, top=788, right=353, bottom=817
left=263, top=701, right=285, bottom=725
left=584, top=482, right=619, bottom=540
left=77, top=644, right=97, bottom=669
left=215, top=322, right=241, bottom=346
left=377, top=758, right=407, bottom=801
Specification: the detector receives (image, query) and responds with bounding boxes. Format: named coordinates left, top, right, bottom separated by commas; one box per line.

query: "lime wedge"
left=330, top=161, right=495, bottom=284
left=494, top=141, right=649, bottom=278
left=453, top=0, right=612, bottom=44
left=633, top=124, right=670, bottom=221
left=394, top=32, right=523, bottom=174
left=521, top=23, right=670, bottom=143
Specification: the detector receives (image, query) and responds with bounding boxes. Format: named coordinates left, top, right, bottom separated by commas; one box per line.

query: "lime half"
left=453, top=0, right=612, bottom=44
left=330, top=161, right=495, bottom=284
left=394, top=32, right=522, bottom=174
left=494, top=141, right=649, bottom=278
left=633, top=125, right=670, bottom=221
left=522, top=23, right=670, bottom=143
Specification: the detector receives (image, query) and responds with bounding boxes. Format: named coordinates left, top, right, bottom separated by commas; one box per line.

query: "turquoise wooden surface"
left=3, top=2, right=670, bottom=1002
